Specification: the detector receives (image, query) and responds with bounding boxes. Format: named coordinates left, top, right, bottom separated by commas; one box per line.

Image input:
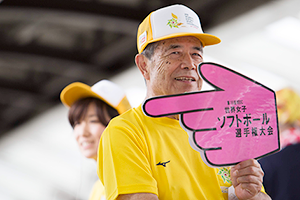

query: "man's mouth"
left=175, top=77, right=196, bottom=81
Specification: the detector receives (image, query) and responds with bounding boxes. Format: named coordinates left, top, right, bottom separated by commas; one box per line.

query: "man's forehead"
left=159, top=36, right=203, bottom=49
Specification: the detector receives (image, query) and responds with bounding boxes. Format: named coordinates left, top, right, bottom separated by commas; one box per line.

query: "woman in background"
left=60, top=79, right=131, bottom=200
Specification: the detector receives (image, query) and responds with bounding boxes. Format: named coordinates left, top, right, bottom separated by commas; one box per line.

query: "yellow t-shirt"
left=97, top=105, right=264, bottom=200
left=89, top=180, right=106, bottom=200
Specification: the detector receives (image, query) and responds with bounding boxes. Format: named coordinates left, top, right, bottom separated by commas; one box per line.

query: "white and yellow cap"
left=137, top=4, right=221, bottom=53
left=60, top=79, right=131, bottom=114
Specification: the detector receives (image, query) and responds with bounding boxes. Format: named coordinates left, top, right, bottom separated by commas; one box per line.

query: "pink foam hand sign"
left=142, top=62, right=280, bottom=167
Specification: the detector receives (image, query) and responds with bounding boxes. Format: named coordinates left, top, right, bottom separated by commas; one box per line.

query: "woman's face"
left=73, top=102, right=106, bottom=160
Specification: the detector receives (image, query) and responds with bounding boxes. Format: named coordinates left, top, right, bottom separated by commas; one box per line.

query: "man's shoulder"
left=109, top=105, right=145, bottom=126
left=117, top=105, right=143, bottom=118
left=102, top=105, right=150, bottom=141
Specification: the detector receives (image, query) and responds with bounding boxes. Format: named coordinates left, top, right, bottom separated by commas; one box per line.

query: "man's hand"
left=230, top=159, right=270, bottom=200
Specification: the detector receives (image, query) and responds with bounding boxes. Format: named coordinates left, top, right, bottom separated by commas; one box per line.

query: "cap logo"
left=139, top=31, right=147, bottom=48
left=167, top=13, right=183, bottom=28
left=184, top=13, right=199, bottom=29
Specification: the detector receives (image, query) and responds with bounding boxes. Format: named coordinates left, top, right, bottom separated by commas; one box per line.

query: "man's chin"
left=179, top=87, right=201, bottom=94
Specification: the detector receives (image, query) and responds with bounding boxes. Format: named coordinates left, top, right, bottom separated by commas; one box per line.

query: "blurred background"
left=0, top=0, right=299, bottom=199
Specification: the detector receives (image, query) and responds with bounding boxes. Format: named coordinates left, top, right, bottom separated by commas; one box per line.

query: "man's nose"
left=181, top=53, right=196, bottom=70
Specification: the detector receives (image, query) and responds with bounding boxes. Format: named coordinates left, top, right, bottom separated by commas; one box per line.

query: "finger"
left=240, top=182, right=262, bottom=189
left=237, top=159, right=260, bottom=169
left=236, top=174, right=263, bottom=185
left=238, top=182, right=263, bottom=195
left=230, top=167, right=239, bottom=187
left=236, top=165, right=263, bottom=178
left=199, top=62, right=257, bottom=92
left=236, top=159, right=263, bottom=175
left=236, top=162, right=264, bottom=180
left=142, top=90, right=215, bottom=117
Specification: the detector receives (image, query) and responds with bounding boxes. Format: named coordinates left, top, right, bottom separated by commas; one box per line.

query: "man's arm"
left=230, top=159, right=271, bottom=200
left=117, top=193, right=159, bottom=200
left=97, top=121, right=159, bottom=200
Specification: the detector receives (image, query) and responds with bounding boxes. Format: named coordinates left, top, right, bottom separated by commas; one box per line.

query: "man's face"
left=146, top=36, right=203, bottom=97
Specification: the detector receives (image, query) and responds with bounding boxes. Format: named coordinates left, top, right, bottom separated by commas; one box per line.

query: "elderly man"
left=97, top=4, right=270, bottom=200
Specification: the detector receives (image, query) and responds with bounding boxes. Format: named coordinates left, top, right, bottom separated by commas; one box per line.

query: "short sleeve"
left=97, top=118, right=158, bottom=200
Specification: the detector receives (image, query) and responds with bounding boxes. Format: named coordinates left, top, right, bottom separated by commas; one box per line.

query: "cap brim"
left=147, top=32, right=220, bottom=50
left=60, top=82, right=112, bottom=108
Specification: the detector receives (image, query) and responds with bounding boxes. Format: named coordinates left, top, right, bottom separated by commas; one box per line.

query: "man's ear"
left=135, top=54, right=150, bottom=80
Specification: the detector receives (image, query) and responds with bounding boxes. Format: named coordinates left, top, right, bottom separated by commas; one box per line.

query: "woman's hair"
left=68, top=97, right=119, bottom=128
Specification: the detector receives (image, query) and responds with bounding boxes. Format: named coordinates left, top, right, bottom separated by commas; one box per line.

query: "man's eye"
left=193, top=53, right=202, bottom=57
left=171, top=51, right=179, bottom=55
